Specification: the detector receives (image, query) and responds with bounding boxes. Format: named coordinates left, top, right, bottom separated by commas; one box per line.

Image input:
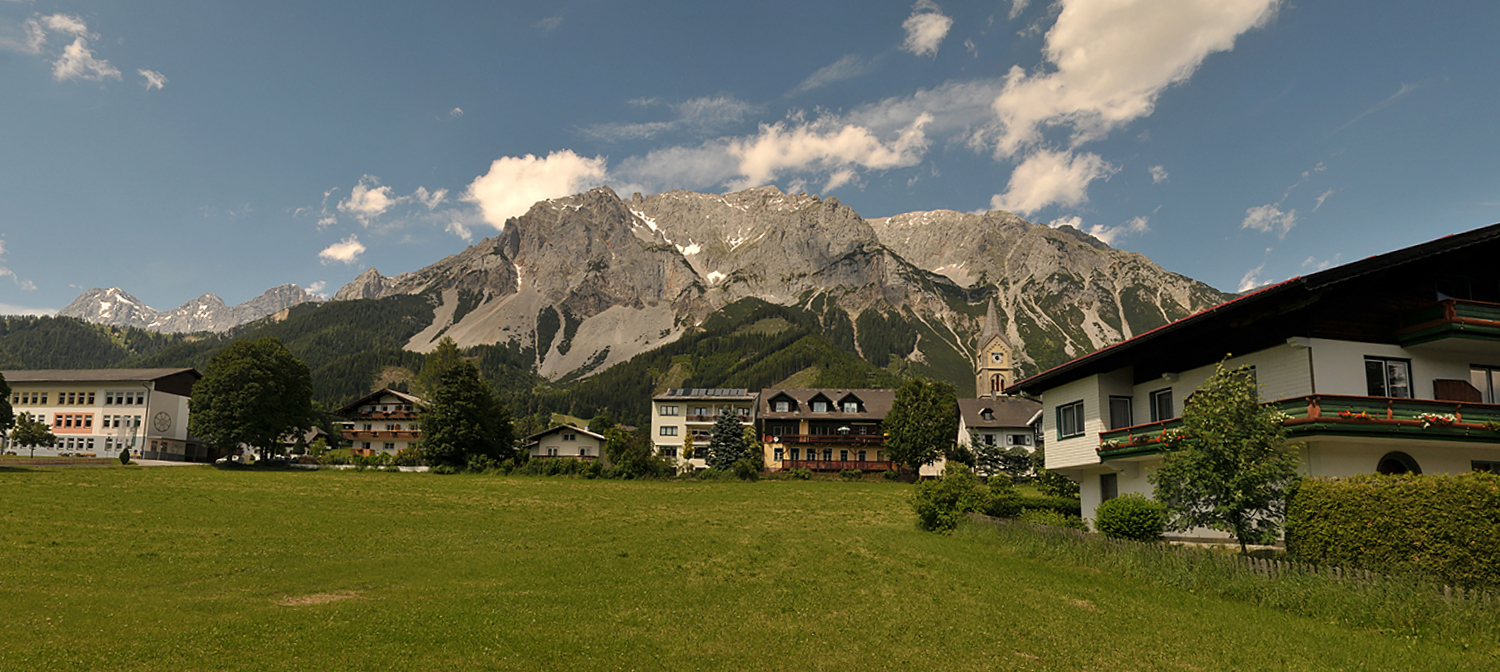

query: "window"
left=1056, top=401, right=1084, bottom=439
left=1471, top=367, right=1500, bottom=404
left=1377, top=451, right=1421, bottom=475
left=822, top=449, right=832, bottom=461
left=790, top=448, right=800, bottom=461
left=661, top=447, right=678, bottom=458
left=773, top=448, right=783, bottom=461
left=659, top=405, right=679, bottom=416
left=1007, top=434, right=1032, bottom=447
left=693, top=407, right=709, bottom=417
left=1365, top=357, right=1412, bottom=398
left=839, top=449, right=849, bottom=461
left=982, top=433, right=996, bottom=446
left=383, top=442, right=395, bottom=451
left=980, top=409, right=994, bottom=421
left=1101, top=473, right=1118, bottom=502
left=579, top=448, right=589, bottom=457
left=774, top=400, right=790, bottom=412
left=1149, top=389, right=1173, bottom=422
left=659, top=426, right=678, bottom=436
left=1473, top=460, right=1500, bottom=473
left=1108, top=396, right=1133, bottom=430
left=547, top=447, right=558, bottom=457
left=87, top=393, right=95, bottom=405
left=858, top=450, right=867, bottom=461
left=991, top=351, right=1004, bottom=363
left=563, top=433, right=576, bottom=441
left=812, top=401, right=829, bottom=413
left=842, top=401, right=858, bottom=413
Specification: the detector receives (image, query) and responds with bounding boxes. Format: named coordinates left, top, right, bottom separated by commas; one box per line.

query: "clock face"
left=991, top=352, right=1004, bottom=363
left=153, top=412, right=172, bottom=433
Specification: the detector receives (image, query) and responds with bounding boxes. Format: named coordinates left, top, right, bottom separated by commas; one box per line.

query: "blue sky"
left=3, top=0, right=1499, bottom=315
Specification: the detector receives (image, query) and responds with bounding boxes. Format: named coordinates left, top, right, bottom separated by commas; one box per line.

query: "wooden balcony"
left=1396, top=298, right=1500, bottom=346
left=342, top=430, right=421, bottom=440
left=1098, top=394, right=1500, bottom=458
left=765, top=433, right=885, bottom=446
left=779, top=459, right=894, bottom=472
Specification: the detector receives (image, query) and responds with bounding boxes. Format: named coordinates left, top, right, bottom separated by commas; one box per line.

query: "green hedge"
left=1095, top=493, right=1167, bottom=542
left=1017, top=495, right=1081, bottom=517
left=1286, top=472, right=1500, bottom=589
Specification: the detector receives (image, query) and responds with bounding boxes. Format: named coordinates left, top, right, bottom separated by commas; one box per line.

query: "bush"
left=911, top=463, right=996, bottom=533
left=731, top=458, right=760, bottom=481
left=1018, top=508, right=1088, bottom=531
left=983, top=493, right=1023, bottom=518
left=431, top=464, right=458, bottom=475
left=839, top=469, right=863, bottom=481
left=787, top=467, right=812, bottom=480
left=1286, top=472, right=1500, bottom=589
left=1017, top=496, right=1082, bottom=518
left=118, top=449, right=131, bottom=466
left=1094, top=493, right=1168, bottom=542
left=392, top=447, right=425, bottom=467
left=881, top=470, right=898, bottom=481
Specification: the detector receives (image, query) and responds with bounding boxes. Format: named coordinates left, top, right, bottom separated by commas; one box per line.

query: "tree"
left=1030, top=446, right=1079, bottom=498
left=1150, top=363, right=1300, bottom=553
left=706, top=412, right=753, bottom=469
left=9, top=413, right=55, bottom=458
left=883, top=378, right=958, bottom=473
left=0, top=372, right=12, bottom=438
left=680, top=432, right=696, bottom=467
left=189, top=337, right=316, bottom=460
left=414, top=336, right=464, bottom=399
left=975, top=442, right=1031, bottom=482
left=419, top=359, right=516, bottom=469
left=604, top=426, right=669, bottom=479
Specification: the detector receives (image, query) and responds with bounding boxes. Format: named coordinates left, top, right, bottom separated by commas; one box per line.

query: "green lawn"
left=0, top=466, right=1491, bottom=671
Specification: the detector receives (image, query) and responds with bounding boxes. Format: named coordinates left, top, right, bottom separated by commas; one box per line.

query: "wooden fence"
left=969, top=513, right=1497, bottom=606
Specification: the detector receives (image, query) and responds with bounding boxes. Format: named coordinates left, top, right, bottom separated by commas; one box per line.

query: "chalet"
left=1, top=368, right=204, bottom=461
left=1008, top=222, right=1500, bottom=528
left=651, top=388, right=758, bottom=469
left=759, top=388, right=895, bottom=471
left=958, top=396, right=1042, bottom=468
left=524, top=425, right=607, bottom=460
left=336, top=389, right=425, bottom=456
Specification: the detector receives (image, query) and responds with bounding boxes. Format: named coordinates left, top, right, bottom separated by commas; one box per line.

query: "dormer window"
left=842, top=401, right=857, bottom=413
left=812, top=400, right=829, bottom=413
left=980, top=409, right=994, bottom=421
left=774, top=400, right=790, bottom=412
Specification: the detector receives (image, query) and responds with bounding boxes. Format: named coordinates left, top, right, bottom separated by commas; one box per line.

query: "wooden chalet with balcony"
left=336, top=388, right=426, bottom=456
left=759, top=388, right=895, bottom=471
left=1010, top=221, right=1500, bottom=532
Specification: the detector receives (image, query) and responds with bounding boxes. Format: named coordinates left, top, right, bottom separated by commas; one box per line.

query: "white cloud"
left=1313, top=188, right=1334, bottom=212
left=988, top=0, right=1279, bottom=158
left=316, top=215, right=337, bottom=229
left=1150, top=165, right=1169, bottom=184
left=338, top=176, right=399, bottom=224
left=306, top=281, right=328, bottom=298
left=318, top=235, right=366, bottom=265
left=446, top=221, right=473, bottom=242
left=991, top=149, right=1114, bottom=214
left=52, top=36, right=120, bottom=81
left=1241, top=203, right=1297, bottom=237
left=902, top=1, right=954, bottom=57
left=0, top=303, right=55, bottom=317
left=138, top=69, right=167, bottom=90
left=1048, top=214, right=1149, bottom=246
left=536, top=12, right=565, bottom=32
left=1008, top=0, right=1031, bottom=20
left=449, top=107, right=463, bottom=117
left=614, top=142, right=741, bottom=194
left=791, top=54, right=872, bottom=94
left=1237, top=262, right=1267, bottom=293
left=22, top=18, right=46, bottom=53
left=1302, top=254, right=1340, bottom=272
left=412, top=186, right=448, bottom=210
left=465, top=150, right=608, bottom=229
left=40, top=14, right=90, bottom=37
left=726, top=113, right=932, bottom=190
left=0, top=238, right=36, bottom=290
left=582, top=95, right=755, bottom=142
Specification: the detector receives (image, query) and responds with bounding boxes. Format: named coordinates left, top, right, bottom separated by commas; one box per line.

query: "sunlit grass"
left=0, top=467, right=1491, bottom=670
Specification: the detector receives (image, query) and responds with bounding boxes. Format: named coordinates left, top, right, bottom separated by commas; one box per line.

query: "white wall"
left=1043, top=375, right=1104, bottom=470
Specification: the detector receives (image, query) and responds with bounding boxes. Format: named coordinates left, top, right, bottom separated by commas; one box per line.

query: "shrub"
left=1286, top=472, right=1500, bottom=589
left=392, top=447, right=425, bottom=467
left=118, top=449, right=131, bottom=466
left=983, top=493, right=1023, bottom=518
left=882, top=470, right=898, bottom=481
left=788, top=468, right=812, bottom=481
left=1018, top=508, right=1088, bottom=531
left=1017, top=496, right=1082, bottom=518
left=431, top=464, right=458, bottom=475
left=1094, top=493, right=1168, bottom=542
left=911, top=463, right=994, bottom=533
left=839, top=469, right=863, bottom=481
left=731, top=458, right=760, bottom=481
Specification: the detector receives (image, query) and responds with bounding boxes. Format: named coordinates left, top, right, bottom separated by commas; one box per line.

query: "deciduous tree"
left=1150, top=363, right=1300, bottom=553
left=419, top=359, right=516, bottom=468
left=189, top=337, right=316, bottom=460
left=884, top=378, right=958, bottom=473
left=9, top=413, right=54, bottom=457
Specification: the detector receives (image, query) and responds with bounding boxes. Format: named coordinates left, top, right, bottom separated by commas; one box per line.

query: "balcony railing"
left=779, top=459, right=894, bottom=472
left=1396, top=299, right=1500, bottom=346
left=684, top=414, right=752, bottom=423
left=765, top=434, right=885, bottom=446
left=1098, top=394, right=1500, bottom=457
left=342, top=430, right=421, bottom=440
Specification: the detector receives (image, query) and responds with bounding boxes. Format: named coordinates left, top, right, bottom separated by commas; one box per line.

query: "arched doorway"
left=1376, top=451, right=1422, bottom=475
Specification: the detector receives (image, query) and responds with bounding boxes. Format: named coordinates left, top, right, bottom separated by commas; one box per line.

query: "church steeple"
left=975, top=298, right=1013, bottom=398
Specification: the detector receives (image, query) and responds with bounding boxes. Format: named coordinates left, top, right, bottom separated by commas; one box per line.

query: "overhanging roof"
left=1, top=368, right=201, bottom=396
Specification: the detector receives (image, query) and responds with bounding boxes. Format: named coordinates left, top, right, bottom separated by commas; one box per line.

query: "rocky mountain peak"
left=60, top=284, right=321, bottom=333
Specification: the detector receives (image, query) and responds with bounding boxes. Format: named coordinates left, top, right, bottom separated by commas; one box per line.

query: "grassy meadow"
left=0, top=466, right=1493, bottom=671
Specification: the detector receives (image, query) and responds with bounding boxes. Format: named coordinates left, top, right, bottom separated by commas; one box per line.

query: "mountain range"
left=58, top=186, right=1232, bottom=387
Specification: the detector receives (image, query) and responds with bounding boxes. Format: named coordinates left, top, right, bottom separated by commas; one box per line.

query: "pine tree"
left=706, top=412, right=751, bottom=469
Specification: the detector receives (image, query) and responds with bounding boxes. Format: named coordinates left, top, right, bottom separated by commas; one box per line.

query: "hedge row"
left=1286, top=472, right=1500, bottom=589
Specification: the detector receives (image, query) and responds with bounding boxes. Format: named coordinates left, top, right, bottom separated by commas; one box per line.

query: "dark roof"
left=0, top=368, right=200, bottom=396
left=958, top=397, right=1042, bottom=428
left=757, top=388, right=895, bottom=421
left=334, top=388, right=428, bottom=417
left=1008, top=222, right=1500, bottom=395
left=653, top=388, right=758, bottom=401
left=523, top=424, right=607, bottom=443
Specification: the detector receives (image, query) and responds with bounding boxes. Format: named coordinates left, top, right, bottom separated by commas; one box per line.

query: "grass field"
left=0, top=466, right=1493, bottom=671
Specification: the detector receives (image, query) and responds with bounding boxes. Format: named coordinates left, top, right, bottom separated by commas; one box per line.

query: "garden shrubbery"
left=912, top=463, right=1023, bottom=532
left=1094, top=493, right=1168, bottom=541
left=1286, top=471, right=1500, bottom=589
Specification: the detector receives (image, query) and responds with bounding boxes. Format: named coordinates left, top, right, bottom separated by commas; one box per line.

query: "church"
left=957, top=300, right=1042, bottom=474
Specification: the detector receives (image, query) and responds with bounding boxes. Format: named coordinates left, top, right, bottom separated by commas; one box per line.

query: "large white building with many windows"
left=1009, top=223, right=1500, bottom=531
left=2, top=368, right=203, bottom=461
left=651, top=388, right=758, bottom=470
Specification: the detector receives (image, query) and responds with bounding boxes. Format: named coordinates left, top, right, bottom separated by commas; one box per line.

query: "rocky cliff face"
left=60, top=284, right=321, bottom=333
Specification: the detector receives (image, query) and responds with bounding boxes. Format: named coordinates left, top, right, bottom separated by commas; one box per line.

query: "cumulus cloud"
left=1241, top=203, right=1297, bottom=237
left=138, top=69, right=167, bottom=90
left=902, top=1, right=954, bottom=57
left=1237, top=262, right=1267, bottom=293
left=726, top=113, right=932, bottom=190
left=1150, top=165, right=1169, bottom=184
left=318, top=235, right=366, bottom=265
left=338, top=176, right=400, bottom=224
left=791, top=54, right=872, bottom=94
left=990, top=149, right=1114, bottom=214
left=52, top=36, right=119, bottom=81
left=40, top=14, right=90, bottom=37
left=988, top=0, right=1279, bottom=158
left=1048, top=214, right=1149, bottom=246
left=449, top=107, right=463, bottom=117
left=465, top=150, right=609, bottom=229
left=412, top=186, right=448, bottom=210
left=306, top=281, right=328, bottom=298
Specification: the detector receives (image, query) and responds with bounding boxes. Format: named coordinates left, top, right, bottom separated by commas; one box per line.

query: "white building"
left=336, top=389, right=425, bottom=456
left=2, top=368, right=203, bottom=461
left=524, top=425, right=606, bottom=460
left=958, top=397, right=1042, bottom=475
left=651, top=388, right=758, bottom=470
left=1008, top=223, right=1500, bottom=531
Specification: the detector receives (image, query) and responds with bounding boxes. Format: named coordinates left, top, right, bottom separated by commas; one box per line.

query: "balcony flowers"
left=1417, top=412, right=1458, bottom=429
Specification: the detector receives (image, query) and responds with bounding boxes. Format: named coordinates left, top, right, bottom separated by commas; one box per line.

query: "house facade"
left=2, top=368, right=204, bottom=461
left=524, top=425, right=606, bottom=460
left=336, top=389, right=425, bottom=456
left=650, top=388, right=759, bottom=469
left=958, top=397, right=1042, bottom=473
left=759, top=388, right=895, bottom=471
left=1009, top=223, right=1500, bottom=529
